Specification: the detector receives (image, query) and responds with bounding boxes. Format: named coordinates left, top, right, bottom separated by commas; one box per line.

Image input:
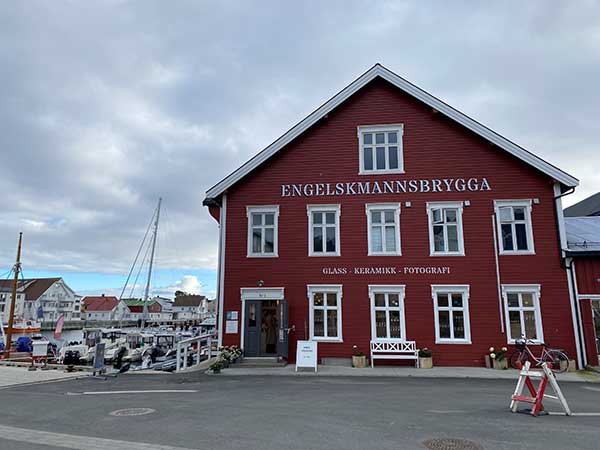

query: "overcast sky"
left=1, top=1, right=599, bottom=298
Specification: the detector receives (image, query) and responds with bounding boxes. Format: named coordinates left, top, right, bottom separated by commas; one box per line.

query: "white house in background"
left=82, top=295, right=128, bottom=321
left=151, top=296, right=174, bottom=321
left=173, top=295, right=206, bottom=321
left=0, top=278, right=81, bottom=323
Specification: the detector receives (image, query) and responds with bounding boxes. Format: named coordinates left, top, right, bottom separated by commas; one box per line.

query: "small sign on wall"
left=226, top=311, right=239, bottom=320
left=295, top=340, right=317, bottom=372
left=225, top=320, right=238, bottom=334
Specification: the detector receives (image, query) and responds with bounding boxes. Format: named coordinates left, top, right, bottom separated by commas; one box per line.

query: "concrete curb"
left=209, top=365, right=600, bottom=383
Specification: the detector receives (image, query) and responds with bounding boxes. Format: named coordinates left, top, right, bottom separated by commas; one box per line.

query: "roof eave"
left=204, top=64, right=579, bottom=200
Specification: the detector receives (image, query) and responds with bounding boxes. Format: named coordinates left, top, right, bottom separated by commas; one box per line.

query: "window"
left=432, top=285, right=471, bottom=343
left=427, top=202, right=465, bottom=256
left=307, top=285, right=342, bottom=341
left=366, top=203, right=401, bottom=255
left=494, top=200, right=534, bottom=254
left=358, top=124, right=404, bottom=174
left=247, top=206, right=279, bottom=257
left=307, top=204, right=341, bottom=256
left=502, top=285, right=543, bottom=343
left=369, top=285, right=406, bottom=341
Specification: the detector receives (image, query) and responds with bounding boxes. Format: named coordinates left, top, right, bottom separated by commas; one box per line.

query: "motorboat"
left=3, top=319, right=41, bottom=334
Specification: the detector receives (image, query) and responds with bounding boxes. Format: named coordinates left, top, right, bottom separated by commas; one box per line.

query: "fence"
left=175, top=333, right=216, bottom=372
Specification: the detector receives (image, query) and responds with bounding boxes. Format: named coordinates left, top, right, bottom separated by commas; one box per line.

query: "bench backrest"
left=371, top=341, right=417, bottom=353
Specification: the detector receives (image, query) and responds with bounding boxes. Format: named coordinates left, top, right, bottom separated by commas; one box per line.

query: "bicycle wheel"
left=509, top=350, right=529, bottom=369
left=543, top=350, right=569, bottom=373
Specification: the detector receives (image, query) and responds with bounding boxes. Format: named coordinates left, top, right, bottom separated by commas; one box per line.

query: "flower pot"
left=352, top=355, right=367, bottom=368
left=212, top=368, right=221, bottom=374
left=484, top=355, right=491, bottom=369
left=419, top=357, right=433, bottom=369
left=492, top=358, right=508, bottom=370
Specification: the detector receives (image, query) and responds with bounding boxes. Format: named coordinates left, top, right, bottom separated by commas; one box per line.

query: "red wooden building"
left=204, top=64, right=590, bottom=368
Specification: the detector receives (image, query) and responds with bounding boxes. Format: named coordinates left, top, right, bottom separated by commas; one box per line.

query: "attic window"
left=358, top=124, right=404, bottom=174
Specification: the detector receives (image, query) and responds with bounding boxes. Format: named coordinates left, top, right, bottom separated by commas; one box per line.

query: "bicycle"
left=509, top=336, right=570, bottom=373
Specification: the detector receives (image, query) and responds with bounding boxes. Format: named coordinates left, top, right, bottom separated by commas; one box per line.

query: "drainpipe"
left=553, top=183, right=585, bottom=368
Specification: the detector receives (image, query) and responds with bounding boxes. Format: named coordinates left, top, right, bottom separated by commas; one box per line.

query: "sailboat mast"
left=4, top=232, right=23, bottom=358
left=142, top=198, right=161, bottom=325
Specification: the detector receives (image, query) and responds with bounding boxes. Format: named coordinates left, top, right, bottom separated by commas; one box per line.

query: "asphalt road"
left=0, top=372, right=598, bottom=450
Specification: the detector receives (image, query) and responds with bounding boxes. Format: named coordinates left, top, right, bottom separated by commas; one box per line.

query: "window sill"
left=247, top=253, right=279, bottom=258
left=311, top=337, right=343, bottom=343
left=499, top=250, right=536, bottom=256
left=367, top=251, right=402, bottom=256
left=435, top=339, right=472, bottom=345
left=309, top=253, right=341, bottom=257
left=429, top=252, right=465, bottom=257
left=359, top=169, right=405, bottom=176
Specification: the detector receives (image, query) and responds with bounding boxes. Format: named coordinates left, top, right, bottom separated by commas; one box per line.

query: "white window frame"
left=494, top=200, right=535, bottom=255
left=431, top=285, right=471, bottom=344
left=246, top=205, right=279, bottom=258
left=307, top=284, right=343, bottom=342
left=365, top=203, right=401, bottom=256
left=307, top=204, right=341, bottom=257
left=368, top=285, right=406, bottom=342
left=426, top=202, right=465, bottom=256
left=502, top=284, right=544, bottom=344
left=357, top=124, right=404, bottom=175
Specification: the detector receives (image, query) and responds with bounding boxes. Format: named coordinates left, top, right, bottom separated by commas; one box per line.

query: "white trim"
left=246, top=205, right=279, bottom=258
left=426, top=202, right=465, bottom=256
left=570, top=260, right=587, bottom=368
left=307, top=284, right=343, bottom=342
left=553, top=183, right=569, bottom=255
left=431, top=285, right=471, bottom=344
left=240, top=287, right=285, bottom=301
left=307, top=204, right=341, bottom=257
left=368, top=285, right=406, bottom=342
left=216, top=194, right=227, bottom=348
left=578, top=294, right=600, bottom=301
left=494, top=199, right=535, bottom=255
left=205, top=64, right=577, bottom=200
left=365, top=203, right=401, bottom=256
left=357, top=124, right=404, bottom=175
left=501, top=284, right=544, bottom=344
left=239, top=287, right=285, bottom=351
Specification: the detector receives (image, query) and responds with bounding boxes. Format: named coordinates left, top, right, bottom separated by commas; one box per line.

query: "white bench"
left=370, top=340, right=419, bottom=368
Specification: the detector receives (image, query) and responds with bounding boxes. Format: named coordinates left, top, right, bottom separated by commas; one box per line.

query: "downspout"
left=491, top=214, right=504, bottom=333
left=553, top=183, right=585, bottom=368
left=566, top=258, right=587, bottom=368
left=216, top=194, right=227, bottom=349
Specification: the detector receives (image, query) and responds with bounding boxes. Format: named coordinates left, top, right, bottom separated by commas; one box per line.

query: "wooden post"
left=4, top=232, right=23, bottom=359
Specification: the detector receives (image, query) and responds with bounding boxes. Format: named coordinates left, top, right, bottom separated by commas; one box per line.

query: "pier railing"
left=175, top=333, right=215, bottom=373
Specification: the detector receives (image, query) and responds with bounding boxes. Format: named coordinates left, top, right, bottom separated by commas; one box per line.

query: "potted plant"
left=352, top=345, right=367, bottom=368
left=210, top=359, right=224, bottom=374
left=230, top=345, right=243, bottom=363
left=418, top=348, right=433, bottom=368
left=219, top=346, right=232, bottom=367
left=489, top=346, right=508, bottom=369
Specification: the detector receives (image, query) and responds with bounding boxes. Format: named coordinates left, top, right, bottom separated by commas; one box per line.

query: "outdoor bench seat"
left=370, top=340, right=419, bottom=368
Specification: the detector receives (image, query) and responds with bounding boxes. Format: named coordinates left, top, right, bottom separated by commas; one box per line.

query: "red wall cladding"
left=217, top=77, right=577, bottom=366
left=575, top=257, right=600, bottom=295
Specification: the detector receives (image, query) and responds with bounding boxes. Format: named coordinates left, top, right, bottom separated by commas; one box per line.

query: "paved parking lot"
left=0, top=372, right=598, bottom=449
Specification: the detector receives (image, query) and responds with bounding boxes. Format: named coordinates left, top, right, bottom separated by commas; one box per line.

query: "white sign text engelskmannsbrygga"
left=281, top=177, right=491, bottom=197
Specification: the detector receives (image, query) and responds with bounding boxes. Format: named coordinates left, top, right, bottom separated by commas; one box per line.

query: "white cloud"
left=0, top=1, right=598, bottom=278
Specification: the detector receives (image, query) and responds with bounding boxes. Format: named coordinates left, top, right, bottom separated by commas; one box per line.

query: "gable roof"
left=564, top=192, right=600, bottom=217
left=173, top=294, right=205, bottom=307
left=0, top=278, right=62, bottom=301
left=82, top=295, right=120, bottom=312
left=204, top=64, right=578, bottom=202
